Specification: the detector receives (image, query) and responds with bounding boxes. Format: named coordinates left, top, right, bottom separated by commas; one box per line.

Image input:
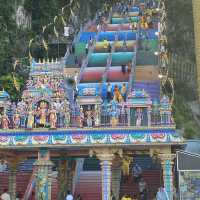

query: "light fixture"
left=156, top=8, right=160, bottom=12
left=154, top=51, right=159, bottom=56
left=155, top=31, right=159, bottom=36
left=158, top=74, right=163, bottom=79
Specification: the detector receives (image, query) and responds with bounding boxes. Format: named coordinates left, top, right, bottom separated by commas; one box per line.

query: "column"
left=34, top=149, right=53, bottom=200
left=8, top=158, right=24, bottom=200
left=147, top=107, right=151, bottom=127
left=100, top=159, right=112, bottom=200
left=92, top=148, right=122, bottom=200
left=112, top=158, right=122, bottom=200
left=128, top=108, right=131, bottom=126
left=57, top=159, right=68, bottom=200
left=159, top=154, right=175, bottom=200
left=66, top=158, right=76, bottom=193
left=8, top=165, right=17, bottom=200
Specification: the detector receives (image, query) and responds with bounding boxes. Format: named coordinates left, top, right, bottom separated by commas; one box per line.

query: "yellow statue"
left=122, top=156, right=133, bottom=176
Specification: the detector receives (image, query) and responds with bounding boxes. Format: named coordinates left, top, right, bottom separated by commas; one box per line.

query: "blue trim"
left=0, top=128, right=176, bottom=137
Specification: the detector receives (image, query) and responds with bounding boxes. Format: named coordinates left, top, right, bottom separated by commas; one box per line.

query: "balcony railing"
left=0, top=107, right=174, bottom=130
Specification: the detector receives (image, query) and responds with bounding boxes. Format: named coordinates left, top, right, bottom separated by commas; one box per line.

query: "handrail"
left=77, top=18, right=103, bottom=85
left=77, top=39, right=96, bottom=84
left=23, top=167, right=36, bottom=200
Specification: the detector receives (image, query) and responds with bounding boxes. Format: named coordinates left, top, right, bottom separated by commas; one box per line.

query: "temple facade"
left=0, top=1, right=184, bottom=200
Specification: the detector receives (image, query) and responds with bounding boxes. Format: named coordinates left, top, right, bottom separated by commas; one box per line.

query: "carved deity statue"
left=49, top=109, right=57, bottom=129
left=1, top=113, right=10, bottom=129
left=136, top=108, right=142, bottom=127
left=86, top=109, right=93, bottom=128
left=122, top=156, right=133, bottom=177
left=13, top=111, right=21, bottom=129
left=120, top=103, right=127, bottom=125
left=64, top=107, right=71, bottom=128
left=37, top=170, right=48, bottom=200
left=110, top=100, right=118, bottom=127
left=27, top=110, right=34, bottom=129
left=38, top=101, right=48, bottom=127
left=94, top=105, right=101, bottom=127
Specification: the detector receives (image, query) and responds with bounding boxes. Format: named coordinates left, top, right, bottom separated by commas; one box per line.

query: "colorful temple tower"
left=0, top=1, right=184, bottom=200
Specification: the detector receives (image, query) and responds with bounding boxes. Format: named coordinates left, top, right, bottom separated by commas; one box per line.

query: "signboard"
left=177, top=151, right=200, bottom=199
left=179, top=171, right=200, bottom=199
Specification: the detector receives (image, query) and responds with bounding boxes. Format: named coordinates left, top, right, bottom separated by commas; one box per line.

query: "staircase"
left=0, top=172, right=9, bottom=193
left=120, top=155, right=161, bottom=199
left=0, top=172, right=32, bottom=197
left=75, top=171, right=101, bottom=200
left=120, top=170, right=161, bottom=199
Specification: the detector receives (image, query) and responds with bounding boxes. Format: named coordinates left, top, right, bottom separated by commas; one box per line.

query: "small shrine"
left=76, top=87, right=102, bottom=128
left=126, top=89, right=152, bottom=126
left=160, top=95, right=173, bottom=125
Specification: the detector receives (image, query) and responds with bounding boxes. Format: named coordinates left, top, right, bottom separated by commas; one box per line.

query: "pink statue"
left=1, top=113, right=10, bottom=129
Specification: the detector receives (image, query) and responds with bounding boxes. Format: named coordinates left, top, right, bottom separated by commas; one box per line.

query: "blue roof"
left=185, top=140, right=200, bottom=155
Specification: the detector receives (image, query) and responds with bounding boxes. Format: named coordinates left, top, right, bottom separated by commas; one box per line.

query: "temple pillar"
left=90, top=148, right=122, bottom=200
left=159, top=153, right=175, bottom=200
left=66, top=158, right=76, bottom=193
left=112, top=157, right=122, bottom=200
left=34, top=149, right=53, bottom=200
left=57, top=157, right=76, bottom=200
left=8, top=165, right=17, bottom=200
left=7, top=157, right=24, bottom=200
left=127, top=108, right=131, bottom=126
left=147, top=107, right=151, bottom=126
left=57, top=159, right=68, bottom=200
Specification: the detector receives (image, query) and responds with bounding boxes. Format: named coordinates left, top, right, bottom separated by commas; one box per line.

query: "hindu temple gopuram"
left=0, top=1, right=184, bottom=200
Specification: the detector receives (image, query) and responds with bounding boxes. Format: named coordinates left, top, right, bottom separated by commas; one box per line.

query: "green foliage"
left=166, top=0, right=195, bottom=61
left=0, top=73, right=25, bottom=101
left=166, top=0, right=200, bottom=138
left=173, top=94, right=199, bottom=139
